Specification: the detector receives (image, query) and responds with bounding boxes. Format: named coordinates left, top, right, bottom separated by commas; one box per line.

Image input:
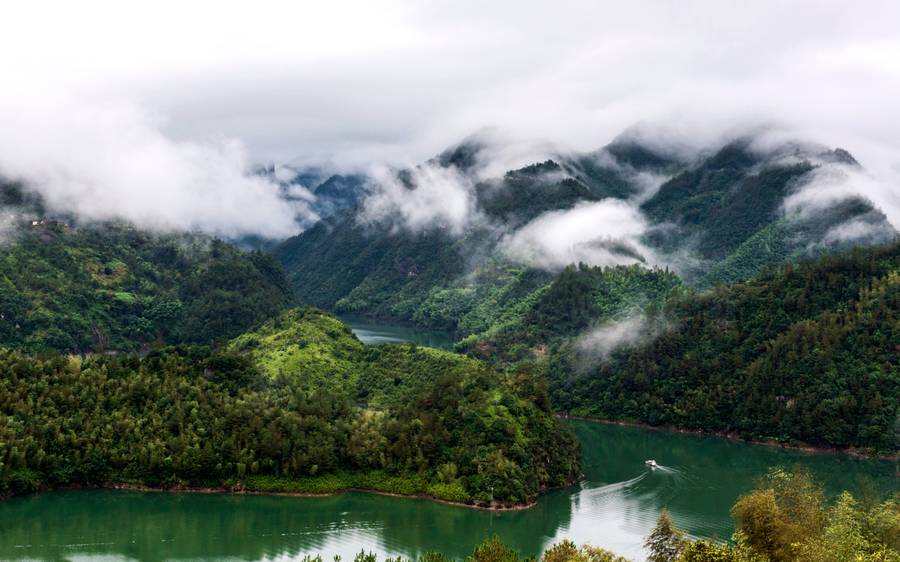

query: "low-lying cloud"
left=0, top=97, right=313, bottom=239
left=821, top=219, right=890, bottom=246
left=501, top=199, right=655, bottom=270
left=783, top=163, right=899, bottom=227
left=1, top=1, right=898, bottom=239
left=358, top=163, right=477, bottom=235
left=574, top=313, right=653, bottom=364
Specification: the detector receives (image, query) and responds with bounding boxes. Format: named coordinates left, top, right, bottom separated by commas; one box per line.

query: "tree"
left=645, top=509, right=686, bottom=562
left=731, top=468, right=825, bottom=562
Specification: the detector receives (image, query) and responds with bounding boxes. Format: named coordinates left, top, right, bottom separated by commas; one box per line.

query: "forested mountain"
left=640, top=141, right=894, bottom=285
left=272, top=133, right=899, bottom=453
left=274, top=133, right=895, bottom=340
left=0, top=176, right=580, bottom=503
left=0, top=125, right=896, bottom=514
left=546, top=242, right=900, bottom=452
left=459, top=264, right=685, bottom=363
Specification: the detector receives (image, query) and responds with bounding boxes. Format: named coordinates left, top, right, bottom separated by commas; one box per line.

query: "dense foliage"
left=551, top=243, right=900, bottom=451
left=273, top=139, right=658, bottom=331
left=0, top=222, right=294, bottom=352
left=461, top=263, right=684, bottom=363
left=726, top=469, right=900, bottom=562
left=639, top=141, right=893, bottom=286
left=0, top=308, right=580, bottom=504
left=229, top=307, right=366, bottom=394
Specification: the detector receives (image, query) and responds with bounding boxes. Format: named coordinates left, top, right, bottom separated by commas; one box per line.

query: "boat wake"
left=581, top=472, right=649, bottom=500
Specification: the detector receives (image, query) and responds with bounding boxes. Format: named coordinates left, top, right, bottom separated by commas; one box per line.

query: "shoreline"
left=4, top=479, right=569, bottom=511
left=563, top=415, right=899, bottom=462
left=106, top=482, right=541, bottom=511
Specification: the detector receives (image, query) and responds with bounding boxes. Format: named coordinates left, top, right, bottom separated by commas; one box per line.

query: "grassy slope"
left=226, top=307, right=582, bottom=502
left=229, top=307, right=365, bottom=394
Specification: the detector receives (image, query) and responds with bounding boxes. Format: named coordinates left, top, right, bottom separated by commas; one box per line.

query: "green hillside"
left=271, top=136, right=898, bottom=453
left=549, top=242, right=900, bottom=452
left=0, top=307, right=580, bottom=504
left=0, top=219, right=293, bottom=353
left=461, top=264, right=685, bottom=363
left=229, top=307, right=366, bottom=393
left=640, top=141, right=894, bottom=284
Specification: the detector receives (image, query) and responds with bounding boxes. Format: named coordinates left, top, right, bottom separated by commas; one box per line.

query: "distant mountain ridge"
left=257, top=163, right=368, bottom=223
left=273, top=130, right=896, bottom=336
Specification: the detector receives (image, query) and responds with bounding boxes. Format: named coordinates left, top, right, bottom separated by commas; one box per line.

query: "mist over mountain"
left=273, top=127, right=896, bottom=333
left=2, top=5, right=899, bottom=561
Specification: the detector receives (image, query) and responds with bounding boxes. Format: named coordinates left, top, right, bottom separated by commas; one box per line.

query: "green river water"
left=0, top=322, right=896, bottom=561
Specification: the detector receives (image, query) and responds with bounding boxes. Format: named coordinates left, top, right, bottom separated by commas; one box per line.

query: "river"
left=1, top=322, right=896, bottom=561
left=2, top=421, right=895, bottom=561
left=341, top=315, right=456, bottom=350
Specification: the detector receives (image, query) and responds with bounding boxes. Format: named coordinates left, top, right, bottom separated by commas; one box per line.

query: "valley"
left=0, top=132, right=897, bottom=562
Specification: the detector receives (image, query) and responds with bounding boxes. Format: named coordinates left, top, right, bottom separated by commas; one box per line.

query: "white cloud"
left=783, top=164, right=898, bottom=226
left=1, top=0, right=899, bottom=236
left=359, top=163, right=476, bottom=235
left=822, top=219, right=889, bottom=245
left=501, top=199, right=654, bottom=270
left=575, top=314, right=650, bottom=363
left=0, top=96, right=311, bottom=238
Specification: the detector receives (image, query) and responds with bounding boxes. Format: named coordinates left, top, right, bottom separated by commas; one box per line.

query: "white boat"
left=645, top=460, right=658, bottom=468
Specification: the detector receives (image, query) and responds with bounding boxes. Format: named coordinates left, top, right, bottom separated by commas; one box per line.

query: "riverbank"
left=2, top=470, right=574, bottom=511
left=563, top=414, right=899, bottom=462
left=102, top=481, right=542, bottom=511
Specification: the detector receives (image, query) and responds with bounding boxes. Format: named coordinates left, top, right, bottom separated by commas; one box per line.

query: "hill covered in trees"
left=0, top=307, right=580, bottom=505
left=545, top=243, right=900, bottom=452
left=0, top=217, right=294, bottom=353
left=271, top=133, right=898, bottom=453
left=0, top=177, right=580, bottom=504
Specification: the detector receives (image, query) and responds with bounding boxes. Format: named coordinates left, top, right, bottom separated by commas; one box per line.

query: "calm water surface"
left=1, top=421, right=895, bottom=562
left=341, top=316, right=455, bottom=350
left=1, top=321, right=896, bottom=561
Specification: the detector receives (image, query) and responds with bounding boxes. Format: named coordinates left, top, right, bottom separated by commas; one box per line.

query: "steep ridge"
left=547, top=242, right=900, bottom=452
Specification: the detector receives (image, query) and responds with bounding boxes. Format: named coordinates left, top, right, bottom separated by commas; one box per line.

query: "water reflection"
left=0, top=420, right=894, bottom=562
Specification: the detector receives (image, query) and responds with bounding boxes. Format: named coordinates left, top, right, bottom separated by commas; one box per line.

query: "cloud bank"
left=0, top=1, right=898, bottom=237
left=574, top=314, right=654, bottom=364
left=0, top=97, right=310, bottom=238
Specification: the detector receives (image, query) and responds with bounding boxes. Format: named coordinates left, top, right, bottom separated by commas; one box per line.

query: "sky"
left=0, top=0, right=899, bottom=237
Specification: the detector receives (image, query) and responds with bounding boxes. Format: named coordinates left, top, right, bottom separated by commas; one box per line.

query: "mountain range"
left=274, top=130, right=896, bottom=333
